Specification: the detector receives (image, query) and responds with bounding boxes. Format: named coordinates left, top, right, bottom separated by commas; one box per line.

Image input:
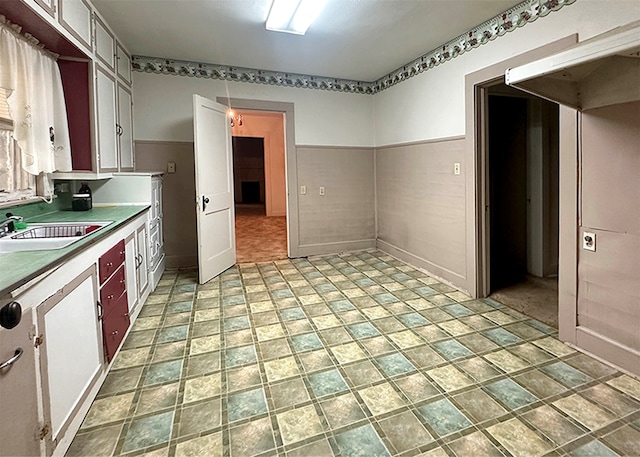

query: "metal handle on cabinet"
left=0, top=348, right=23, bottom=369
left=107, top=294, right=114, bottom=300
left=111, top=330, right=118, bottom=336
left=106, top=262, right=113, bottom=267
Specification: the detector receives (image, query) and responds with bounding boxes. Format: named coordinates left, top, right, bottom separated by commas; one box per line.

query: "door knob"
left=0, top=301, right=21, bottom=329
left=202, top=196, right=210, bottom=210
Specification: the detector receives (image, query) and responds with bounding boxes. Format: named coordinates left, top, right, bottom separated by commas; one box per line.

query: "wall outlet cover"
left=583, top=231, right=596, bottom=251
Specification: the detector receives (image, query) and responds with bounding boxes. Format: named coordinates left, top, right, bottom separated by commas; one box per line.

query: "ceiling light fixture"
left=266, top=0, right=328, bottom=35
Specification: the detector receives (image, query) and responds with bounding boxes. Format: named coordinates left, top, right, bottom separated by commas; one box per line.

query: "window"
left=0, top=87, right=37, bottom=204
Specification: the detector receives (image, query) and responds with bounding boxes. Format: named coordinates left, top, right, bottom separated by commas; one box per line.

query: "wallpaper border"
left=132, top=0, right=576, bottom=95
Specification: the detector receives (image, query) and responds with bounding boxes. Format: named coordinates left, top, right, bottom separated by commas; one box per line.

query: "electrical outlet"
left=300, top=185, right=306, bottom=195
left=583, top=231, right=596, bottom=251
left=454, top=162, right=461, bottom=175
left=319, top=187, right=325, bottom=196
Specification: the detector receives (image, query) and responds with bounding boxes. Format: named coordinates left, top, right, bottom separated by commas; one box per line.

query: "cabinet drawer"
left=99, top=240, right=125, bottom=284
left=102, top=292, right=130, bottom=362
left=100, top=265, right=126, bottom=312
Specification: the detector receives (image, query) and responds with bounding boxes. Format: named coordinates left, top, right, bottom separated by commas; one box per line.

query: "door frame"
left=217, top=97, right=298, bottom=258
left=464, top=35, right=578, bottom=299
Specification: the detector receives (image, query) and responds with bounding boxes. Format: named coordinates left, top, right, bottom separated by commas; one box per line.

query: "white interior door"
left=193, top=95, right=236, bottom=284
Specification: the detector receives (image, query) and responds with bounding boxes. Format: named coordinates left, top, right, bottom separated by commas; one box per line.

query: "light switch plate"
left=167, top=162, right=176, bottom=173
left=300, top=185, right=306, bottom=195
left=319, top=187, right=325, bottom=196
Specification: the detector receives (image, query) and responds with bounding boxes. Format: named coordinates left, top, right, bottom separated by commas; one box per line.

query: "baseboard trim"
left=376, top=239, right=468, bottom=293
left=574, top=327, right=640, bottom=378
left=297, top=239, right=376, bottom=257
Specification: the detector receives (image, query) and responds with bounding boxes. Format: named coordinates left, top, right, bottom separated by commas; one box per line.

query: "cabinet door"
left=136, top=225, right=149, bottom=297
left=58, top=0, right=92, bottom=51
left=0, top=307, right=41, bottom=457
left=102, top=292, right=129, bottom=362
left=33, top=0, right=56, bottom=18
left=95, top=64, right=118, bottom=172
left=116, top=42, right=132, bottom=85
left=151, top=177, right=160, bottom=221
left=125, top=233, right=139, bottom=313
left=94, top=15, right=115, bottom=71
left=117, top=82, right=134, bottom=171
left=37, top=266, right=102, bottom=451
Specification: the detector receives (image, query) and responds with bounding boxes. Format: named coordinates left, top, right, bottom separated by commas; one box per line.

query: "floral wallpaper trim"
left=131, top=56, right=376, bottom=94
left=373, top=0, right=577, bottom=92
left=131, top=0, right=576, bottom=95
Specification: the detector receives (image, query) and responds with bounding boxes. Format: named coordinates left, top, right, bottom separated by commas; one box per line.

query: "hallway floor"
left=235, top=204, right=287, bottom=263
left=490, top=276, right=559, bottom=328
left=68, top=250, right=640, bottom=457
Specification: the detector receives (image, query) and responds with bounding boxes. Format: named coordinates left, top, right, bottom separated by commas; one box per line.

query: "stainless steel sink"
left=0, top=222, right=112, bottom=253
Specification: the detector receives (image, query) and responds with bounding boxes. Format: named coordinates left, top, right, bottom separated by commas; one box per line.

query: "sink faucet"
left=0, top=213, right=23, bottom=238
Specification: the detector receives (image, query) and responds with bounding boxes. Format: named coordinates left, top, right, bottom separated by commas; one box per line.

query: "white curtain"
left=0, top=128, right=34, bottom=194
left=0, top=15, right=72, bottom=193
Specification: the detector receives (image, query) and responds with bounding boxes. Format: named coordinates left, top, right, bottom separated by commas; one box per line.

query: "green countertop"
left=0, top=205, right=149, bottom=297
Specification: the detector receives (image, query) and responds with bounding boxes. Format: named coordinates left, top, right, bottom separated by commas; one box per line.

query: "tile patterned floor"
left=68, top=250, right=640, bottom=457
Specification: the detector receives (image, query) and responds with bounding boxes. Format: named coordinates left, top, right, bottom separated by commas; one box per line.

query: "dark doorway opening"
left=483, top=83, right=560, bottom=327
left=232, top=136, right=265, bottom=213
left=241, top=181, right=261, bottom=204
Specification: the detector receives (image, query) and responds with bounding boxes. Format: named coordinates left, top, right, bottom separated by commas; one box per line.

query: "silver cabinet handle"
left=0, top=348, right=23, bottom=369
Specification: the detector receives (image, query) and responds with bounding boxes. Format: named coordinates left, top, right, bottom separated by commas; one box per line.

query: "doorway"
left=478, top=81, right=560, bottom=327
left=230, top=113, right=288, bottom=263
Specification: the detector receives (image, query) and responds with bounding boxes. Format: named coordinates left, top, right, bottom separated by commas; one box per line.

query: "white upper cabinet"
left=33, top=0, right=56, bottom=18
left=95, top=65, right=118, bottom=172
left=117, top=82, right=134, bottom=171
left=94, top=14, right=115, bottom=71
left=58, top=0, right=93, bottom=52
left=116, top=42, right=132, bottom=86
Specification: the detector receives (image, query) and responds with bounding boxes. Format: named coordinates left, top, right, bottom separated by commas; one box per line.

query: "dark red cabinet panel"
left=99, top=240, right=125, bottom=284
left=102, top=292, right=130, bottom=362
left=100, top=265, right=126, bottom=313
left=99, top=239, right=129, bottom=362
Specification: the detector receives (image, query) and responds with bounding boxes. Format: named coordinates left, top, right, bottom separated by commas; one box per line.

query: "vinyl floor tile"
left=68, top=251, right=640, bottom=457
left=417, top=398, right=473, bottom=437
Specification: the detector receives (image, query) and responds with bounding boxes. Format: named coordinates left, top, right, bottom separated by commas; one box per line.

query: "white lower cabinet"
left=125, top=220, right=150, bottom=315
left=0, top=307, right=40, bottom=457
left=136, top=224, right=150, bottom=299
left=125, top=232, right=139, bottom=312
left=0, top=210, right=151, bottom=456
left=36, top=266, right=102, bottom=455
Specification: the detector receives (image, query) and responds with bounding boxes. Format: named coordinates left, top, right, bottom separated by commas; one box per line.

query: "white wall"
left=373, top=0, right=640, bottom=146
left=133, top=73, right=374, bottom=147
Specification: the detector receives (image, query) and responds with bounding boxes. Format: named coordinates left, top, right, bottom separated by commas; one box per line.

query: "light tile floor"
left=68, top=250, right=640, bottom=457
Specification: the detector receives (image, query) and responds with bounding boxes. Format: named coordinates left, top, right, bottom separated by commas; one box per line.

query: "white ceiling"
left=92, top=0, right=522, bottom=82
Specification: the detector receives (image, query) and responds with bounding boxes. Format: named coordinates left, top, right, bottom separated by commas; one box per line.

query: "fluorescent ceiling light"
left=266, top=0, right=328, bottom=35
